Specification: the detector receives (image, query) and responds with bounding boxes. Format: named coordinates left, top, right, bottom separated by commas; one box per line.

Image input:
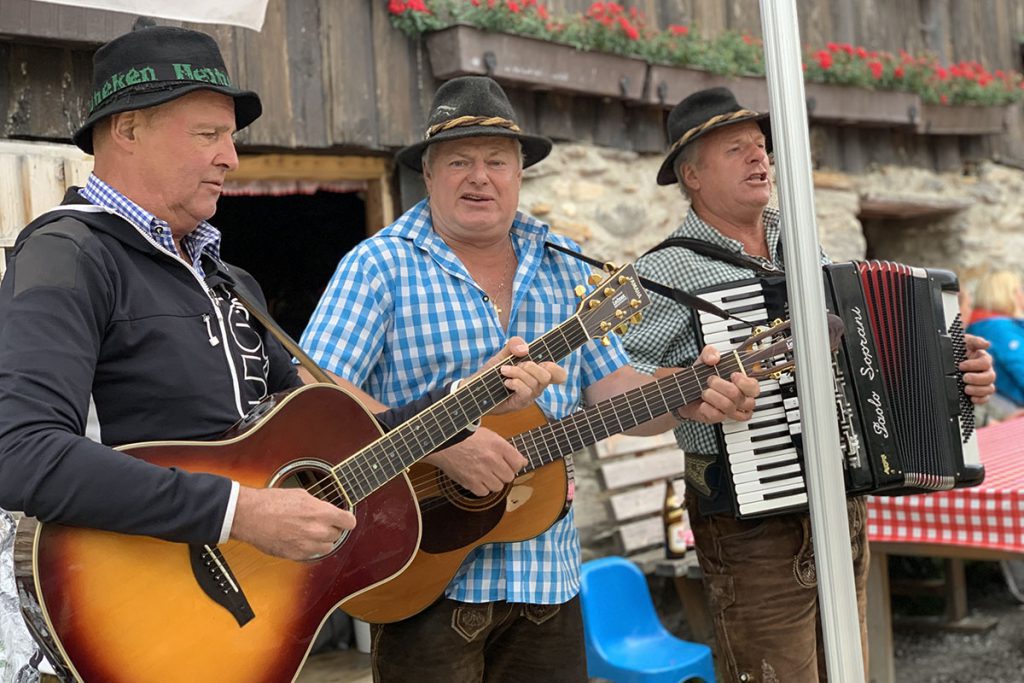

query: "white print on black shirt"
left=220, top=295, right=271, bottom=406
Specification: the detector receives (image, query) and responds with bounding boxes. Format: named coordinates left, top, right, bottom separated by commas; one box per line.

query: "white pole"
left=758, top=1, right=865, bottom=680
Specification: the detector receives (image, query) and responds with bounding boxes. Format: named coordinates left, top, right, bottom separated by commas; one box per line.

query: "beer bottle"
left=663, top=478, right=687, bottom=559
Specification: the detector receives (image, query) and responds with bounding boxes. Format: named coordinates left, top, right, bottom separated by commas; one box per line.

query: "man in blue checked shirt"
left=300, top=76, right=760, bottom=682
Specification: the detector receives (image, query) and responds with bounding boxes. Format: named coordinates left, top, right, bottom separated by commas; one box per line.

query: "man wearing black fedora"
left=622, top=87, right=997, bottom=681
left=0, top=26, right=555, bottom=604
left=300, top=76, right=759, bottom=681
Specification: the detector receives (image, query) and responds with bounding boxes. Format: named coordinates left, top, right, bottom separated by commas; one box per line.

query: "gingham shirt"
left=623, top=206, right=785, bottom=456
left=78, top=173, right=222, bottom=278
left=301, top=199, right=629, bottom=604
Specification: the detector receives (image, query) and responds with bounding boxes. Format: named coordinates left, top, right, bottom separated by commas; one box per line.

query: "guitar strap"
left=543, top=241, right=750, bottom=324
left=642, top=236, right=785, bottom=276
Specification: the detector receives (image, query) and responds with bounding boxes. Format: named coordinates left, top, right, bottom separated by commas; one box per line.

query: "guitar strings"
left=301, top=342, right=788, bottom=513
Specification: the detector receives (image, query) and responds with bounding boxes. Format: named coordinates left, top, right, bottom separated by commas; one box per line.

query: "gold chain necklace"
left=489, top=239, right=515, bottom=318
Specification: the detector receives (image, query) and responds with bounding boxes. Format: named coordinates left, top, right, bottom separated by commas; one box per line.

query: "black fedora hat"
left=656, top=87, right=771, bottom=186
left=397, top=76, right=552, bottom=173
left=73, top=26, right=262, bottom=154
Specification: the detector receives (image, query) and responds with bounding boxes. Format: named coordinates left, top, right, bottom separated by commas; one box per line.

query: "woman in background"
left=967, top=271, right=1024, bottom=411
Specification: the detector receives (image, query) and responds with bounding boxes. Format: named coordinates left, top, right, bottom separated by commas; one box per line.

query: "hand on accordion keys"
left=675, top=344, right=761, bottom=425
left=961, top=334, right=997, bottom=405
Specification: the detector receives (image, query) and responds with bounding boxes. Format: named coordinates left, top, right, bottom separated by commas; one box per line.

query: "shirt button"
left=154, top=226, right=164, bottom=234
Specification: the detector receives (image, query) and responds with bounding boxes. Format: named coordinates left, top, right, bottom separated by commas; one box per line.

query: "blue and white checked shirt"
left=301, top=199, right=629, bottom=604
left=78, top=173, right=222, bottom=278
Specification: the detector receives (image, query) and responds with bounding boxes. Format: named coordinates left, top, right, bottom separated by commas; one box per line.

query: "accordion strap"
left=643, top=237, right=783, bottom=275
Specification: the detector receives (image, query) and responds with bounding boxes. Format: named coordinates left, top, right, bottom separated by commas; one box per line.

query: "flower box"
left=424, top=25, right=648, bottom=101
left=644, top=65, right=770, bottom=111
left=804, top=83, right=918, bottom=127
left=916, top=104, right=1009, bottom=135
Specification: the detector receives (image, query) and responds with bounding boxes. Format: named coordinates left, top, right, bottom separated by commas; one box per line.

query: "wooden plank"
left=616, top=514, right=664, bottom=554
left=20, top=154, right=68, bottom=220
left=628, top=106, right=668, bottom=154
left=867, top=550, right=895, bottom=683
left=285, top=0, right=330, bottom=149
left=231, top=155, right=388, bottom=182
left=599, top=449, right=685, bottom=490
left=858, top=193, right=972, bottom=220
left=2, top=43, right=92, bottom=141
left=228, top=2, right=295, bottom=148
left=322, top=0, right=377, bottom=148
left=595, top=431, right=678, bottom=459
left=798, top=0, right=834, bottom=49
left=535, top=93, right=575, bottom=142
left=608, top=478, right=684, bottom=522
left=370, top=0, right=427, bottom=150
left=0, top=0, right=140, bottom=46
left=691, top=0, right=727, bottom=34
left=365, top=177, right=395, bottom=235
left=0, top=155, right=27, bottom=242
left=593, top=101, right=631, bottom=150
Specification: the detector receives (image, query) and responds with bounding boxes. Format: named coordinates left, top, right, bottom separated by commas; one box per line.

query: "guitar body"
left=342, top=404, right=569, bottom=623
left=19, top=384, right=421, bottom=683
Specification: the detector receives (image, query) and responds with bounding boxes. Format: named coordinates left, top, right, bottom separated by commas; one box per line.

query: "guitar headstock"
left=736, top=314, right=844, bottom=380
left=574, top=263, right=650, bottom=345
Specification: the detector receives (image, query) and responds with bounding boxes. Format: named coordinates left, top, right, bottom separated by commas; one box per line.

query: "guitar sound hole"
left=272, top=461, right=353, bottom=553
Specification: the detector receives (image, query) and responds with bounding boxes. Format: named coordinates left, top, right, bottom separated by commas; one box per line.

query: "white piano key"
left=729, top=450, right=800, bottom=473
left=729, top=444, right=798, bottom=464
left=739, top=492, right=809, bottom=516
left=699, top=283, right=764, bottom=303
left=726, top=439, right=799, bottom=461
left=736, top=475, right=806, bottom=498
left=724, top=423, right=793, bottom=445
left=732, top=463, right=803, bottom=484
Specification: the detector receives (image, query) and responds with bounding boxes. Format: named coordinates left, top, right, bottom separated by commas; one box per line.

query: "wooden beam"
left=858, top=192, right=972, bottom=219
left=365, top=177, right=395, bottom=235
left=232, top=155, right=388, bottom=182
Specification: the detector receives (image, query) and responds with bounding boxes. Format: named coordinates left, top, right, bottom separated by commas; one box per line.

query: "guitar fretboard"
left=334, top=317, right=591, bottom=504
left=511, top=354, right=744, bottom=472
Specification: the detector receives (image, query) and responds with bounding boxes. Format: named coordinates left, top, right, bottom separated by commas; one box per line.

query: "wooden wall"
left=1, top=0, right=1023, bottom=169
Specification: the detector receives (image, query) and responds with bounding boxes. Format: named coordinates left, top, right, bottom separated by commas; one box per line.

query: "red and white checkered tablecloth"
left=867, top=417, right=1024, bottom=554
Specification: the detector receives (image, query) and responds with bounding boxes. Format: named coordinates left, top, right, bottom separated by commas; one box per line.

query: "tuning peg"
left=614, top=310, right=625, bottom=319
left=613, top=323, right=629, bottom=335
left=771, top=318, right=784, bottom=327
left=629, top=299, right=642, bottom=309
left=603, top=287, right=616, bottom=297
left=574, top=285, right=587, bottom=298
left=618, top=275, right=629, bottom=285
left=630, top=312, right=643, bottom=325
left=600, top=336, right=611, bottom=346
left=589, top=300, right=600, bottom=309
left=588, top=274, right=604, bottom=286
left=600, top=321, right=612, bottom=332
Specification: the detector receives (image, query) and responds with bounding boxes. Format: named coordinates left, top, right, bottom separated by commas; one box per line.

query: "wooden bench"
left=588, top=431, right=714, bottom=645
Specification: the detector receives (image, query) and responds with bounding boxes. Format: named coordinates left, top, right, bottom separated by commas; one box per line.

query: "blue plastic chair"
left=580, top=556, right=716, bottom=683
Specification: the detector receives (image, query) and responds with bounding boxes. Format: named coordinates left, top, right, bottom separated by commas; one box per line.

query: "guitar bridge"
left=189, top=544, right=255, bottom=627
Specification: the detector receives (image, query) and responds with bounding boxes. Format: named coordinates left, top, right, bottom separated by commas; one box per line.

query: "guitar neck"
left=511, top=354, right=744, bottom=473
left=337, top=316, right=590, bottom=504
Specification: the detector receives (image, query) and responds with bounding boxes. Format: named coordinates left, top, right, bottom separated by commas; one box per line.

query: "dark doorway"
left=214, top=190, right=366, bottom=339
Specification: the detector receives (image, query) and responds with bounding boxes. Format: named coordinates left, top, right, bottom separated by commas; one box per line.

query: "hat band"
left=89, top=62, right=234, bottom=114
left=425, top=115, right=521, bottom=140
left=667, top=109, right=761, bottom=155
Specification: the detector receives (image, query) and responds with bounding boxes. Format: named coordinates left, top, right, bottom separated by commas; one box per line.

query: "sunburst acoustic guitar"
left=13, top=263, right=649, bottom=683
